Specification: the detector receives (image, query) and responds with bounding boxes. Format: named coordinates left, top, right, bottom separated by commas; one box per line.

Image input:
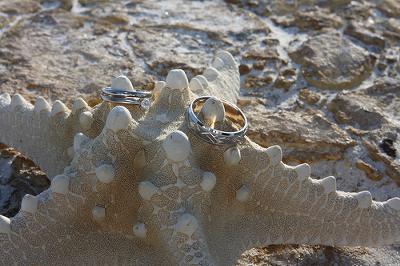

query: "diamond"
left=140, top=98, right=151, bottom=111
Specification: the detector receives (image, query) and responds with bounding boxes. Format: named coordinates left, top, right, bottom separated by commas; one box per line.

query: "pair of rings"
left=101, top=88, right=152, bottom=111
left=101, top=88, right=248, bottom=145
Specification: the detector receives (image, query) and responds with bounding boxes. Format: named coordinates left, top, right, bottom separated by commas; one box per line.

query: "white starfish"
left=0, top=51, right=399, bottom=265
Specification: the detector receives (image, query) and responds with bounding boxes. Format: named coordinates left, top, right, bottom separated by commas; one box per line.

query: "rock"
left=364, top=140, right=400, bottom=185
left=252, top=60, right=265, bottom=70
left=328, top=93, right=385, bottom=130
left=0, top=16, right=10, bottom=30
left=363, top=78, right=399, bottom=98
left=377, top=0, right=400, bottom=17
left=379, top=138, right=397, bottom=158
left=261, top=38, right=279, bottom=46
left=344, top=21, right=385, bottom=50
left=0, top=1, right=266, bottom=102
left=384, top=50, right=399, bottom=65
left=244, top=47, right=282, bottom=62
left=245, top=107, right=355, bottom=162
left=273, top=67, right=297, bottom=90
left=80, top=0, right=109, bottom=5
left=0, top=9, right=143, bottom=102
left=377, top=61, right=387, bottom=72
left=273, top=75, right=295, bottom=90
left=317, top=0, right=351, bottom=8
left=335, top=79, right=400, bottom=127
left=355, top=160, right=383, bottom=181
left=225, top=0, right=240, bottom=4
left=237, top=97, right=263, bottom=108
left=384, top=18, right=400, bottom=35
left=244, top=75, right=274, bottom=89
left=337, top=80, right=400, bottom=186
left=102, top=15, right=129, bottom=25
left=236, top=0, right=351, bottom=16
left=0, top=0, right=41, bottom=14
left=239, top=245, right=400, bottom=265
left=298, top=88, right=321, bottom=104
left=272, top=7, right=343, bottom=31
left=281, top=68, right=296, bottom=76
left=60, top=0, right=73, bottom=10
left=338, top=1, right=375, bottom=20
left=290, top=30, right=375, bottom=90
left=0, top=145, right=49, bottom=217
left=239, top=64, right=251, bottom=75
left=36, top=0, right=73, bottom=10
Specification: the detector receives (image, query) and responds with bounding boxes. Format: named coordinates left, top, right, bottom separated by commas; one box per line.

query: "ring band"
left=187, top=96, right=248, bottom=145
left=101, top=88, right=152, bottom=110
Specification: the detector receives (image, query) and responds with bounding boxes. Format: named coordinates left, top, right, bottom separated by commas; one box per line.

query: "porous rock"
left=290, top=30, right=375, bottom=90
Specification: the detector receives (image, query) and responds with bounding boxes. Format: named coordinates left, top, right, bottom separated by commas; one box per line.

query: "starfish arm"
left=205, top=141, right=400, bottom=259
left=203, top=51, right=240, bottom=102
left=0, top=188, right=85, bottom=264
left=187, top=51, right=239, bottom=103
left=0, top=106, right=162, bottom=264
left=186, top=138, right=400, bottom=264
left=0, top=189, right=164, bottom=265
left=0, top=94, right=94, bottom=177
left=250, top=150, right=400, bottom=247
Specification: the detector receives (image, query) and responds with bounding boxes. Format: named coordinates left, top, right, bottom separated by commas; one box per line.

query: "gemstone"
left=140, top=98, right=151, bottom=111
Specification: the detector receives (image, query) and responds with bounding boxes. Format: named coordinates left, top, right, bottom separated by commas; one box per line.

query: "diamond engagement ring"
left=101, top=87, right=152, bottom=111
left=187, top=96, right=248, bottom=145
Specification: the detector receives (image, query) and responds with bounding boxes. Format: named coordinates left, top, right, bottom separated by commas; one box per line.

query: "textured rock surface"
left=246, top=107, right=355, bottom=162
left=289, top=30, right=375, bottom=90
left=0, top=144, right=49, bottom=217
left=0, top=0, right=400, bottom=265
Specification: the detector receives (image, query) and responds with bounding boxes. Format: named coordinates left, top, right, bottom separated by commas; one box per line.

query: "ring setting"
left=187, top=96, right=248, bottom=145
left=101, top=87, right=152, bottom=111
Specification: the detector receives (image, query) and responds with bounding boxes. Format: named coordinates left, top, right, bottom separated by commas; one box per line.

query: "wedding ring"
left=101, top=88, right=152, bottom=110
left=187, top=96, right=248, bottom=145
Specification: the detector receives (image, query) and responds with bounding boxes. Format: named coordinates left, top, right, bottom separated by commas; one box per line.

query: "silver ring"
left=101, top=87, right=152, bottom=110
left=187, top=96, right=248, bottom=145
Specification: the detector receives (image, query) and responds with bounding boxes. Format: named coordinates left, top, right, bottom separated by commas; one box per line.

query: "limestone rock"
left=355, top=160, right=383, bottom=181
left=298, top=88, right=321, bottom=105
left=344, top=21, right=385, bottom=50
left=272, top=7, right=343, bottom=31
left=290, top=30, right=375, bottom=90
left=0, top=0, right=41, bottom=14
left=246, top=107, right=355, bottom=162
left=328, top=93, right=386, bottom=130
left=364, top=140, right=400, bottom=185
left=377, top=0, right=400, bottom=17
left=239, top=64, right=251, bottom=75
left=384, top=18, right=400, bottom=35
left=0, top=145, right=49, bottom=217
left=273, top=67, right=297, bottom=90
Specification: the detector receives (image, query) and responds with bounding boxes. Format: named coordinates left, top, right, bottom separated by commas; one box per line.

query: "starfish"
left=0, top=51, right=399, bottom=265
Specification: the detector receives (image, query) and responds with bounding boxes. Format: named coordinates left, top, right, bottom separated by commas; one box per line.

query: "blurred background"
left=0, top=0, right=399, bottom=264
